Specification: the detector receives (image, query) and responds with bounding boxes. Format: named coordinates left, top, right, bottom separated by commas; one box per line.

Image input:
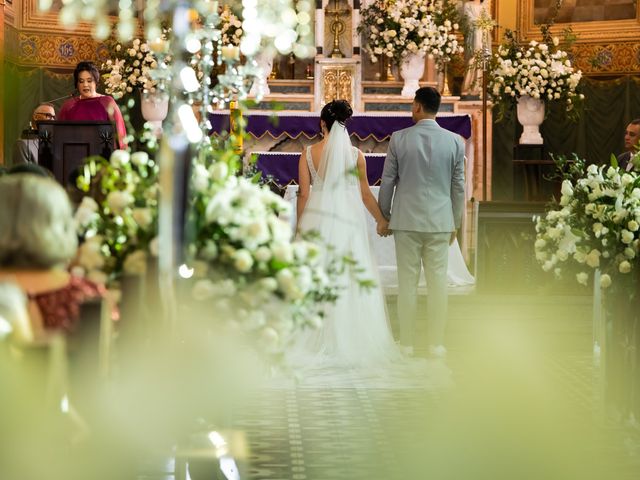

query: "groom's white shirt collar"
left=416, top=118, right=437, bottom=126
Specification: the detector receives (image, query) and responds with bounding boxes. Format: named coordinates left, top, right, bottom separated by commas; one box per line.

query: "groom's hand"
left=449, top=230, right=457, bottom=245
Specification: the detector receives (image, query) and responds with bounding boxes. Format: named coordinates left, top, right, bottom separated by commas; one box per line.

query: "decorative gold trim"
left=9, top=31, right=109, bottom=68
left=518, top=0, right=640, bottom=44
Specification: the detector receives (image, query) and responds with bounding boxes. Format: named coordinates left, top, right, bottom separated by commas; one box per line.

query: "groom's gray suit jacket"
left=378, top=119, right=465, bottom=232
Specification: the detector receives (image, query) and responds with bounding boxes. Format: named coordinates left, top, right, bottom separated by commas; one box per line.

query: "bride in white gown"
left=289, top=101, right=450, bottom=387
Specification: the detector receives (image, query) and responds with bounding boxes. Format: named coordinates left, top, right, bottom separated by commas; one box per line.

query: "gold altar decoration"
left=322, top=65, right=354, bottom=105
left=384, top=57, right=395, bottom=81
left=327, top=0, right=350, bottom=59
left=441, top=61, right=452, bottom=96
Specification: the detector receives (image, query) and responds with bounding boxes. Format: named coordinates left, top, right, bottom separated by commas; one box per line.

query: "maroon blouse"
left=58, top=95, right=127, bottom=149
left=29, top=276, right=105, bottom=331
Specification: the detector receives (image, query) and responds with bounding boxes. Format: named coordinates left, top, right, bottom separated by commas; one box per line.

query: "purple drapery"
left=210, top=112, right=472, bottom=141
left=254, top=152, right=387, bottom=186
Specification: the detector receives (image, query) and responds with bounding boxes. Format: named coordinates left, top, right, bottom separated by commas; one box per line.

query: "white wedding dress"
left=286, top=123, right=451, bottom=389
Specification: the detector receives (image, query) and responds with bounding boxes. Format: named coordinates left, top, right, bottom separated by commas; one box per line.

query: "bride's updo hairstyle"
left=320, top=99, right=353, bottom=131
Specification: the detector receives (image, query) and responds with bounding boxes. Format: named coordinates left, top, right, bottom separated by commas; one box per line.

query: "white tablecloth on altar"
left=283, top=185, right=475, bottom=291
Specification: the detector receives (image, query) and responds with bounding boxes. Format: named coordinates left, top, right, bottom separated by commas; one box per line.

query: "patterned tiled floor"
left=162, top=294, right=640, bottom=480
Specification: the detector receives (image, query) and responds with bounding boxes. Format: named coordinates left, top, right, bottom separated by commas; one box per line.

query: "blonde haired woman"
left=0, top=174, right=103, bottom=340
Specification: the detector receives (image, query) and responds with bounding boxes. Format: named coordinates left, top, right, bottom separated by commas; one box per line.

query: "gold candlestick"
left=441, top=61, right=452, bottom=96
left=384, top=57, right=395, bottom=81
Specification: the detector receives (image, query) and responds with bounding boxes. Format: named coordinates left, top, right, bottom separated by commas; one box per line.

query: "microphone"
left=42, top=92, right=76, bottom=103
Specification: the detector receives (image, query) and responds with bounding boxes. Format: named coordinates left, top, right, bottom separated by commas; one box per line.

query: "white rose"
left=619, top=261, right=632, bottom=274
left=106, top=190, right=134, bottom=215
left=233, top=249, right=254, bottom=273
left=272, top=242, right=294, bottom=263
left=123, top=250, right=147, bottom=275
left=600, top=274, right=612, bottom=289
left=210, top=162, right=229, bottom=181
left=585, top=249, right=601, bottom=268
left=75, top=196, right=100, bottom=229
left=624, top=247, right=636, bottom=259
left=576, top=272, right=589, bottom=286
left=258, top=277, right=278, bottom=292
left=255, top=246, right=272, bottom=262
left=621, top=229, right=635, bottom=244
left=77, top=236, right=105, bottom=270
left=132, top=208, right=153, bottom=229
left=192, top=164, right=210, bottom=193
left=628, top=220, right=639, bottom=232
left=110, top=149, right=130, bottom=167
left=131, top=151, right=149, bottom=166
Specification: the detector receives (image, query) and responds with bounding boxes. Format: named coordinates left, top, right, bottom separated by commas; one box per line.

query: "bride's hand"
left=376, top=219, right=391, bottom=237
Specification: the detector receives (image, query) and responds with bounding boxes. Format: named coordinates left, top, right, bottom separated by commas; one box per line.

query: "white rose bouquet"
left=219, top=6, right=243, bottom=46
left=74, top=150, right=159, bottom=285
left=489, top=29, right=583, bottom=121
left=358, top=0, right=462, bottom=66
left=184, top=150, right=364, bottom=352
left=102, top=35, right=170, bottom=99
left=534, top=155, right=640, bottom=290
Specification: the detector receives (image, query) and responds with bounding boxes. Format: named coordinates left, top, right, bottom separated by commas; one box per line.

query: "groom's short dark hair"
left=414, top=87, right=441, bottom=115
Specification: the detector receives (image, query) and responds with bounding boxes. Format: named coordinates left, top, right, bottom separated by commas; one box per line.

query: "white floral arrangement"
left=185, top=156, right=348, bottom=352
left=74, top=150, right=159, bottom=285
left=73, top=148, right=346, bottom=354
left=358, top=0, right=463, bottom=65
left=219, top=6, right=243, bottom=46
left=534, top=156, right=640, bottom=290
left=102, top=38, right=167, bottom=99
left=489, top=30, right=583, bottom=120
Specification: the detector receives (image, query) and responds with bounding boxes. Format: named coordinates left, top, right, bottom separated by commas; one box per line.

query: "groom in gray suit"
left=378, top=87, right=465, bottom=358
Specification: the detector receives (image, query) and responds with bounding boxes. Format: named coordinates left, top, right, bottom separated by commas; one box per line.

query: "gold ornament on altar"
left=327, top=0, right=350, bottom=59
left=322, top=66, right=353, bottom=105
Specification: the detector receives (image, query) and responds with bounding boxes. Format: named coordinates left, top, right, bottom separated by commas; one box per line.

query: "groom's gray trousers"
left=394, top=230, right=450, bottom=348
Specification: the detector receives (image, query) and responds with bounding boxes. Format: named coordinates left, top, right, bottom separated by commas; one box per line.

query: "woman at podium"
left=59, top=61, right=127, bottom=149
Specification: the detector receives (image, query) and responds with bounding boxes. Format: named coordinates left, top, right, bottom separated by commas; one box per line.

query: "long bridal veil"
left=292, top=123, right=439, bottom=389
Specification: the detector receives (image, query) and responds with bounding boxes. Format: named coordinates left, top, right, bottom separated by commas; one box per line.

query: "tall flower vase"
left=141, top=90, right=169, bottom=136
left=249, top=51, right=274, bottom=97
left=400, top=52, right=426, bottom=97
left=516, top=95, right=545, bottom=144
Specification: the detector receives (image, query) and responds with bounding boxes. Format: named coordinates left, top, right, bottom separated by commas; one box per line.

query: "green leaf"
left=610, top=153, right=618, bottom=168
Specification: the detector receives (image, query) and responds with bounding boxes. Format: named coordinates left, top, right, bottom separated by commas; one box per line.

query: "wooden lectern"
left=37, top=121, right=116, bottom=185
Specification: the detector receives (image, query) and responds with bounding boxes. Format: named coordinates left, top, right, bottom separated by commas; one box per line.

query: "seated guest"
left=8, top=163, right=54, bottom=178
left=617, top=119, right=640, bottom=171
left=58, top=61, right=127, bottom=149
left=0, top=174, right=104, bottom=341
left=11, top=103, right=56, bottom=166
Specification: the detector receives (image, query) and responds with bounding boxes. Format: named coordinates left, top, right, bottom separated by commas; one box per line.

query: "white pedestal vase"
left=400, top=52, right=426, bottom=98
left=141, top=90, right=169, bottom=136
left=249, top=51, right=274, bottom=97
left=516, top=95, right=545, bottom=144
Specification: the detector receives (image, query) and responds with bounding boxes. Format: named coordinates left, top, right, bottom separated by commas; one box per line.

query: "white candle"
left=149, top=38, right=166, bottom=53
left=221, top=45, right=239, bottom=61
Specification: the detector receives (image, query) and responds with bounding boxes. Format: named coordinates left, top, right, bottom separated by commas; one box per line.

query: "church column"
left=0, top=0, right=5, bottom=165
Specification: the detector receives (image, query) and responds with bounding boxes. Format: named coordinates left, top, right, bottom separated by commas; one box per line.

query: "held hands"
left=449, top=230, right=457, bottom=245
left=377, top=219, right=392, bottom=237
